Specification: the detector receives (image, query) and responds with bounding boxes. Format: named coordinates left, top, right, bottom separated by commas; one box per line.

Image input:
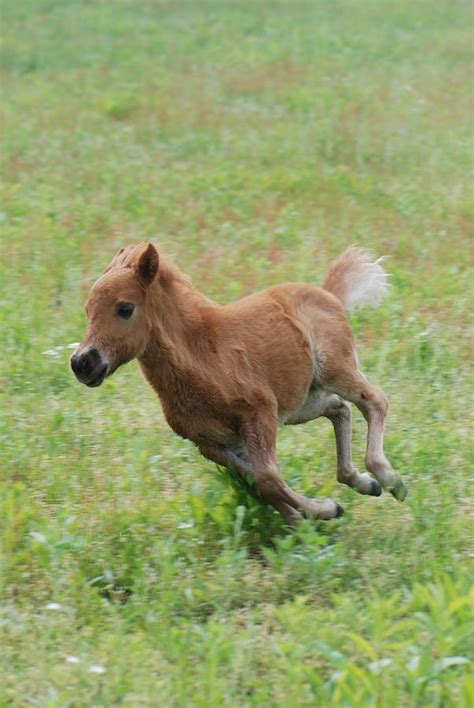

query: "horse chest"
left=160, top=389, right=239, bottom=446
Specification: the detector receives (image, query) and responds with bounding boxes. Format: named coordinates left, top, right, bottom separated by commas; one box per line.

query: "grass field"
left=1, top=0, right=473, bottom=705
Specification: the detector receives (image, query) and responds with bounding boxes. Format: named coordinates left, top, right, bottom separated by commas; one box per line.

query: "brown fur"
left=72, top=243, right=407, bottom=526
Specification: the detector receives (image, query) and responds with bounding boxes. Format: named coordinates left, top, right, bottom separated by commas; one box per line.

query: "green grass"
left=1, top=0, right=473, bottom=705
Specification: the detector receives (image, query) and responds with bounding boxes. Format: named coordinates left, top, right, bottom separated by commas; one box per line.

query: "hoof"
left=305, top=498, right=344, bottom=520
left=390, top=478, right=408, bottom=502
left=369, top=479, right=383, bottom=497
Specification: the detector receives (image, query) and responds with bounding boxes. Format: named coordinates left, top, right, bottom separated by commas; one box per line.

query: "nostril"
left=80, top=355, right=92, bottom=376
left=71, top=352, right=92, bottom=378
left=70, top=355, right=80, bottom=375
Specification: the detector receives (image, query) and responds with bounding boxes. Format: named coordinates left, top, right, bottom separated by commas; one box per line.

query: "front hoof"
left=390, top=478, right=408, bottom=502
left=305, top=498, right=344, bottom=520
left=369, top=479, right=383, bottom=497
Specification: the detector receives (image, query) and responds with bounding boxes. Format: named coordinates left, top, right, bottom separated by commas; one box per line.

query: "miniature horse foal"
left=71, top=244, right=407, bottom=526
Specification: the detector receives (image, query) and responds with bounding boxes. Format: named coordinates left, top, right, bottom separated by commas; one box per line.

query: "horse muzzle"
left=70, top=347, right=108, bottom=387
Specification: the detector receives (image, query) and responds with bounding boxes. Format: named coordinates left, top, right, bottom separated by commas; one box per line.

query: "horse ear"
left=137, top=243, right=159, bottom=285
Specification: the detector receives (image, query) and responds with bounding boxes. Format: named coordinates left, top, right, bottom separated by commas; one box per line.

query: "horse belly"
left=281, top=387, right=329, bottom=425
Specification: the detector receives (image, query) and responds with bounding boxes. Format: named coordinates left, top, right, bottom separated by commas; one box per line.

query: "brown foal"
left=71, top=243, right=407, bottom=526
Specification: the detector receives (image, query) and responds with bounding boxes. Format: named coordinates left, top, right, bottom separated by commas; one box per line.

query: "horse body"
left=140, top=282, right=344, bottom=446
left=71, top=243, right=407, bottom=526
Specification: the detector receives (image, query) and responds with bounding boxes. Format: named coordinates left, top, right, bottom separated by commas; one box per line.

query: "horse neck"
left=138, top=265, right=216, bottom=391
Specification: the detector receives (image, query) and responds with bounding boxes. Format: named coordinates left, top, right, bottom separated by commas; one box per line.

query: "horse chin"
left=84, top=364, right=109, bottom=388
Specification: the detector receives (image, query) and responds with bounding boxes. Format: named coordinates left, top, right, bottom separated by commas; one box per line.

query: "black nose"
left=70, top=347, right=102, bottom=380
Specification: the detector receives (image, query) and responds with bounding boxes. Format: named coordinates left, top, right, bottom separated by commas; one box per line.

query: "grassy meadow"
left=1, top=0, right=473, bottom=705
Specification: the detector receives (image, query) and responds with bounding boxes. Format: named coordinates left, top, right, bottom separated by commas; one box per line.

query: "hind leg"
left=287, top=390, right=381, bottom=496
left=322, top=366, right=407, bottom=501
left=323, top=395, right=382, bottom=497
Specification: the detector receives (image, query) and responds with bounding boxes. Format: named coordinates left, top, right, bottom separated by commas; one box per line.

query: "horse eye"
left=116, top=302, right=135, bottom=320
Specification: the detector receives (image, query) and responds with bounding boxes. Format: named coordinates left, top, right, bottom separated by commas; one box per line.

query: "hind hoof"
left=390, top=478, right=408, bottom=502
left=369, top=479, right=382, bottom=497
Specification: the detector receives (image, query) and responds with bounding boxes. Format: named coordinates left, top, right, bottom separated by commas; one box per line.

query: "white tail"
left=322, top=246, right=389, bottom=311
